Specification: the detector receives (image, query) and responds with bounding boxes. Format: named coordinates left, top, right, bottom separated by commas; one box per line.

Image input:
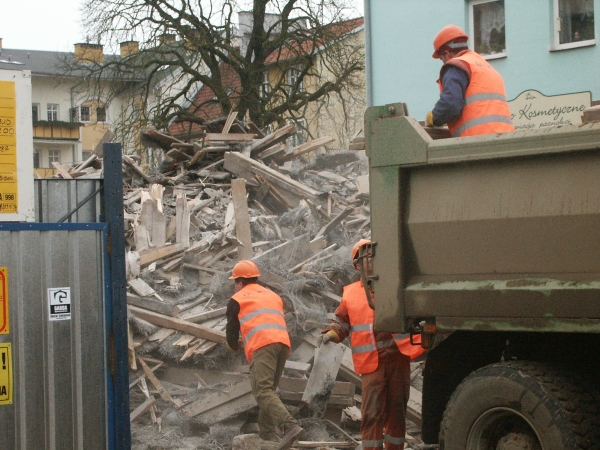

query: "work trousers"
left=361, top=353, right=411, bottom=450
left=250, top=342, right=295, bottom=440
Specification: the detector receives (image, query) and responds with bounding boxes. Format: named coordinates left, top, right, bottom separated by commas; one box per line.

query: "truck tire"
left=438, top=361, right=600, bottom=450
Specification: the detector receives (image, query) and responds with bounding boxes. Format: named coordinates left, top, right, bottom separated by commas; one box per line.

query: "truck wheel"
left=438, top=361, right=600, bottom=449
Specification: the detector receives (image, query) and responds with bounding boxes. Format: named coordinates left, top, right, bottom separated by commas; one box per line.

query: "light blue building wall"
left=365, top=0, right=600, bottom=119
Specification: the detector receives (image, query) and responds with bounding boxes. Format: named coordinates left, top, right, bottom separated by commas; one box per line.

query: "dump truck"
left=362, top=103, right=600, bottom=449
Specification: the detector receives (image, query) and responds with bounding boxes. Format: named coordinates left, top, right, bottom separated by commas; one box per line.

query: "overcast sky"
left=1, top=0, right=364, bottom=52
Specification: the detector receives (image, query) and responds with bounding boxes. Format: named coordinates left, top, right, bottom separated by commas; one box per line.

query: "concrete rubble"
left=51, top=117, right=425, bottom=449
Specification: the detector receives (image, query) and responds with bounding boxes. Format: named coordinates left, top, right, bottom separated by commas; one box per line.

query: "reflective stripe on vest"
left=233, top=284, right=291, bottom=363
left=384, top=435, right=406, bottom=445
left=440, top=50, right=514, bottom=137
left=362, top=438, right=384, bottom=448
left=342, top=281, right=425, bottom=374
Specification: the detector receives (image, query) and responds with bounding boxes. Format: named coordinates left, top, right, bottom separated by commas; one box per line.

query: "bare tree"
left=66, top=0, right=364, bottom=150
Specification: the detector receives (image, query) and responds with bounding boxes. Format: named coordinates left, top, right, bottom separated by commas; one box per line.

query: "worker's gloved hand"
left=317, top=330, right=339, bottom=346
left=225, top=342, right=237, bottom=353
left=425, top=111, right=435, bottom=127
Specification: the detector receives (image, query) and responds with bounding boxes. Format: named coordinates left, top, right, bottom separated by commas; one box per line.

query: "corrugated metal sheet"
left=35, top=179, right=103, bottom=223
left=0, top=228, right=107, bottom=450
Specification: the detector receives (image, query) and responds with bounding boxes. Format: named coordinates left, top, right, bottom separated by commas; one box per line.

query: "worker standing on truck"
left=225, top=260, right=304, bottom=450
left=425, top=24, right=515, bottom=137
left=319, top=240, right=426, bottom=450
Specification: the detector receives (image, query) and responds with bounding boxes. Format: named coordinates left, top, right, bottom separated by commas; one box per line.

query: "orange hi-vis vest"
left=342, top=281, right=426, bottom=375
left=439, top=50, right=514, bottom=137
left=233, top=283, right=291, bottom=364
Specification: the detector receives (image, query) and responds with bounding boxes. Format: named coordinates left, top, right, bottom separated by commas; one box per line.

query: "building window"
left=96, top=106, right=106, bottom=122
left=32, top=104, right=39, bottom=122
left=80, top=106, right=91, bottom=122
left=287, top=67, right=304, bottom=94
left=469, top=0, right=506, bottom=59
left=553, top=0, right=595, bottom=49
left=288, top=119, right=307, bottom=148
left=260, top=71, right=271, bottom=98
left=47, top=104, right=59, bottom=121
left=48, top=149, right=60, bottom=166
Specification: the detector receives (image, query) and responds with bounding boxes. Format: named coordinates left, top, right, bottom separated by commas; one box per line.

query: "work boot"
left=276, top=423, right=304, bottom=450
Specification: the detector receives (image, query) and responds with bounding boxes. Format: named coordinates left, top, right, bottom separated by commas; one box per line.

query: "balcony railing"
left=33, top=121, right=81, bottom=140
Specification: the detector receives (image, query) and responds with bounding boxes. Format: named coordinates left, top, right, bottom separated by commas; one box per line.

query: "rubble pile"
left=51, top=118, right=424, bottom=450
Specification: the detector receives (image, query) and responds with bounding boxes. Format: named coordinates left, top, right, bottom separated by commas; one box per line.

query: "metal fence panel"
left=0, top=227, right=107, bottom=450
left=35, top=180, right=103, bottom=223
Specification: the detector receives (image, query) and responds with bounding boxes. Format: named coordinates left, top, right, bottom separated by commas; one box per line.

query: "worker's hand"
left=317, top=330, right=339, bottom=346
left=425, top=111, right=435, bottom=127
left=225, top=342, right=237, bottom=353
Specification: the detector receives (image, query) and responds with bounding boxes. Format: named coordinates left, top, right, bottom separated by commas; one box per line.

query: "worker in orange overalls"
left=320, top=240, right=426, bottom=450
left=225, top=260, right=304, bottom=450
left=425, top=24, right=515, bottom=137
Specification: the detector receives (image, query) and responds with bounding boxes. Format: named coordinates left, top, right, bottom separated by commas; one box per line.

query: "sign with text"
left=0, top=267, right=8, bottom=334
left=508, top=90, right=591, bottom=131
left=0, top=342, right=12, bottom=405
left=0, top=81, right=18, bottom=213
left=48, top=287, right=71, bottom=321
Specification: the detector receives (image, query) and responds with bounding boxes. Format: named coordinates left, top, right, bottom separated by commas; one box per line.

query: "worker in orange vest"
left=225, top=260, right=304, bottom=450
left=425, top=24, right=515, bottom=137
left=320, top=239, right=426, bottom=450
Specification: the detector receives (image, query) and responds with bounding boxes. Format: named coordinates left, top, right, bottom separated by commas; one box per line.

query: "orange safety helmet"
left=432, top=24, right=469, bottom=58
left=352, top=239, right=371, bottom=262
left=229, top=260, right=261, bottom=279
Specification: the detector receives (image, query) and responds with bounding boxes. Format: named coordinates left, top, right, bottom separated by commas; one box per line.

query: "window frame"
left=32, top=103, right=39, bottom=122
left=80, top=105, right=91, bottom=122
left=552, top=0, right=596, bottom=51
left=48, top=149, right=61, bottom=167
left=287, top=66, right=304, bottom=95
left=260, top=70, right=271, bottom=99
left=96, top=106, right=107, bottom=122
left=288, top=119, right=307, bottom=148
left=47, top=104, right=59, bottom=121
left=468, top=0, right=507, bottom=60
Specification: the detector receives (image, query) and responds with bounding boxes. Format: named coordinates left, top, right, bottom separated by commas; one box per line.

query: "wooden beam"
left=182, top=307, right=227, bottom=324
left=123, top=155, right=152, bottom=183
left=52, top=162, right=73, bottom=179
left=231, top=178, right=253, bottom=260
left=314, top=206, right=354, bottom=240
left=275, top=136, right=335, bottom=164
left=224, top=151, right=324, bottom=202
left=248, top=123, right=296, bottom=157
left=127, top=293, right=180, bottom=317
left=139, top=243, right=185, bottom=267
left=130, top=397, right=156, bottom=422
left=205, top=133, right=255, bottom=142
left=183, top=379, right=255, bottom=421
left=128, top=305, right=226, bottom=343
left=222, top=110, right=238, bottom=134
left=137, top=356, right=180, bottom=407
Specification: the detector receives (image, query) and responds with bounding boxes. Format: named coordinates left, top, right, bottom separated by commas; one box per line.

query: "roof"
left=0, top=47, right=125, bottom=78
left=265, top=17, right=364, bottom=64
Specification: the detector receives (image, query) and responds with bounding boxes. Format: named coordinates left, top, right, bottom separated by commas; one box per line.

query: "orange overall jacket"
left=233, top=284, right=291, bottom=364
left=329, top=281, right=425, bottom=375
left=439, top=50, right=514, bottom=137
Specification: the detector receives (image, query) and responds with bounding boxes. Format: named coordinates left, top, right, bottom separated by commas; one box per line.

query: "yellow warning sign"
left=0, top=81, right=18, bottom=213
left=0, top=268, right=7, bottom=334
left=0, top=342, right=12, bottom=405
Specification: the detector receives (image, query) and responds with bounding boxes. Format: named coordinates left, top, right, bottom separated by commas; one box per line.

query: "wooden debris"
left=231, top=178, right=253, bottom=260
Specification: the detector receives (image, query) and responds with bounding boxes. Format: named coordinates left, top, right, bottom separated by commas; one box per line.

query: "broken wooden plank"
left=139, top=243, right=185, bottom=267
left=183, top=379, right=255, bottom=422
left=205, top=133, right=255, bottom=142
left=182, top=307, right=227, bottom=324
left=225, top=152, right=324, bottom=202
left=52, top=162, right=73, bottom=179
left=127, top=293, right=180, bottom=317
left=275, top=136, right=335, bottom=164
left=128, top=278, right=158, bottom=298
left=278, top=377, right=355, bottom=407
left=130, top=397, right=156, bottom=423
left=123, top=155, right=152, bottom=183
left=231, top=178, right=253, bottom=260
left=313, top=206, right=354, bottom=240
left=302, top=340, right=345, bottom=409
left=248, top=123, right=296, bottom=158
left=128, top=305, right=226, bottom=343
left=129, top=361, right=163, bottom=389
left=176, top=194, right=190, bottom=247
left=137, top=355, right=180, bottom=407
left=222, top=110, right=238, bottom=134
